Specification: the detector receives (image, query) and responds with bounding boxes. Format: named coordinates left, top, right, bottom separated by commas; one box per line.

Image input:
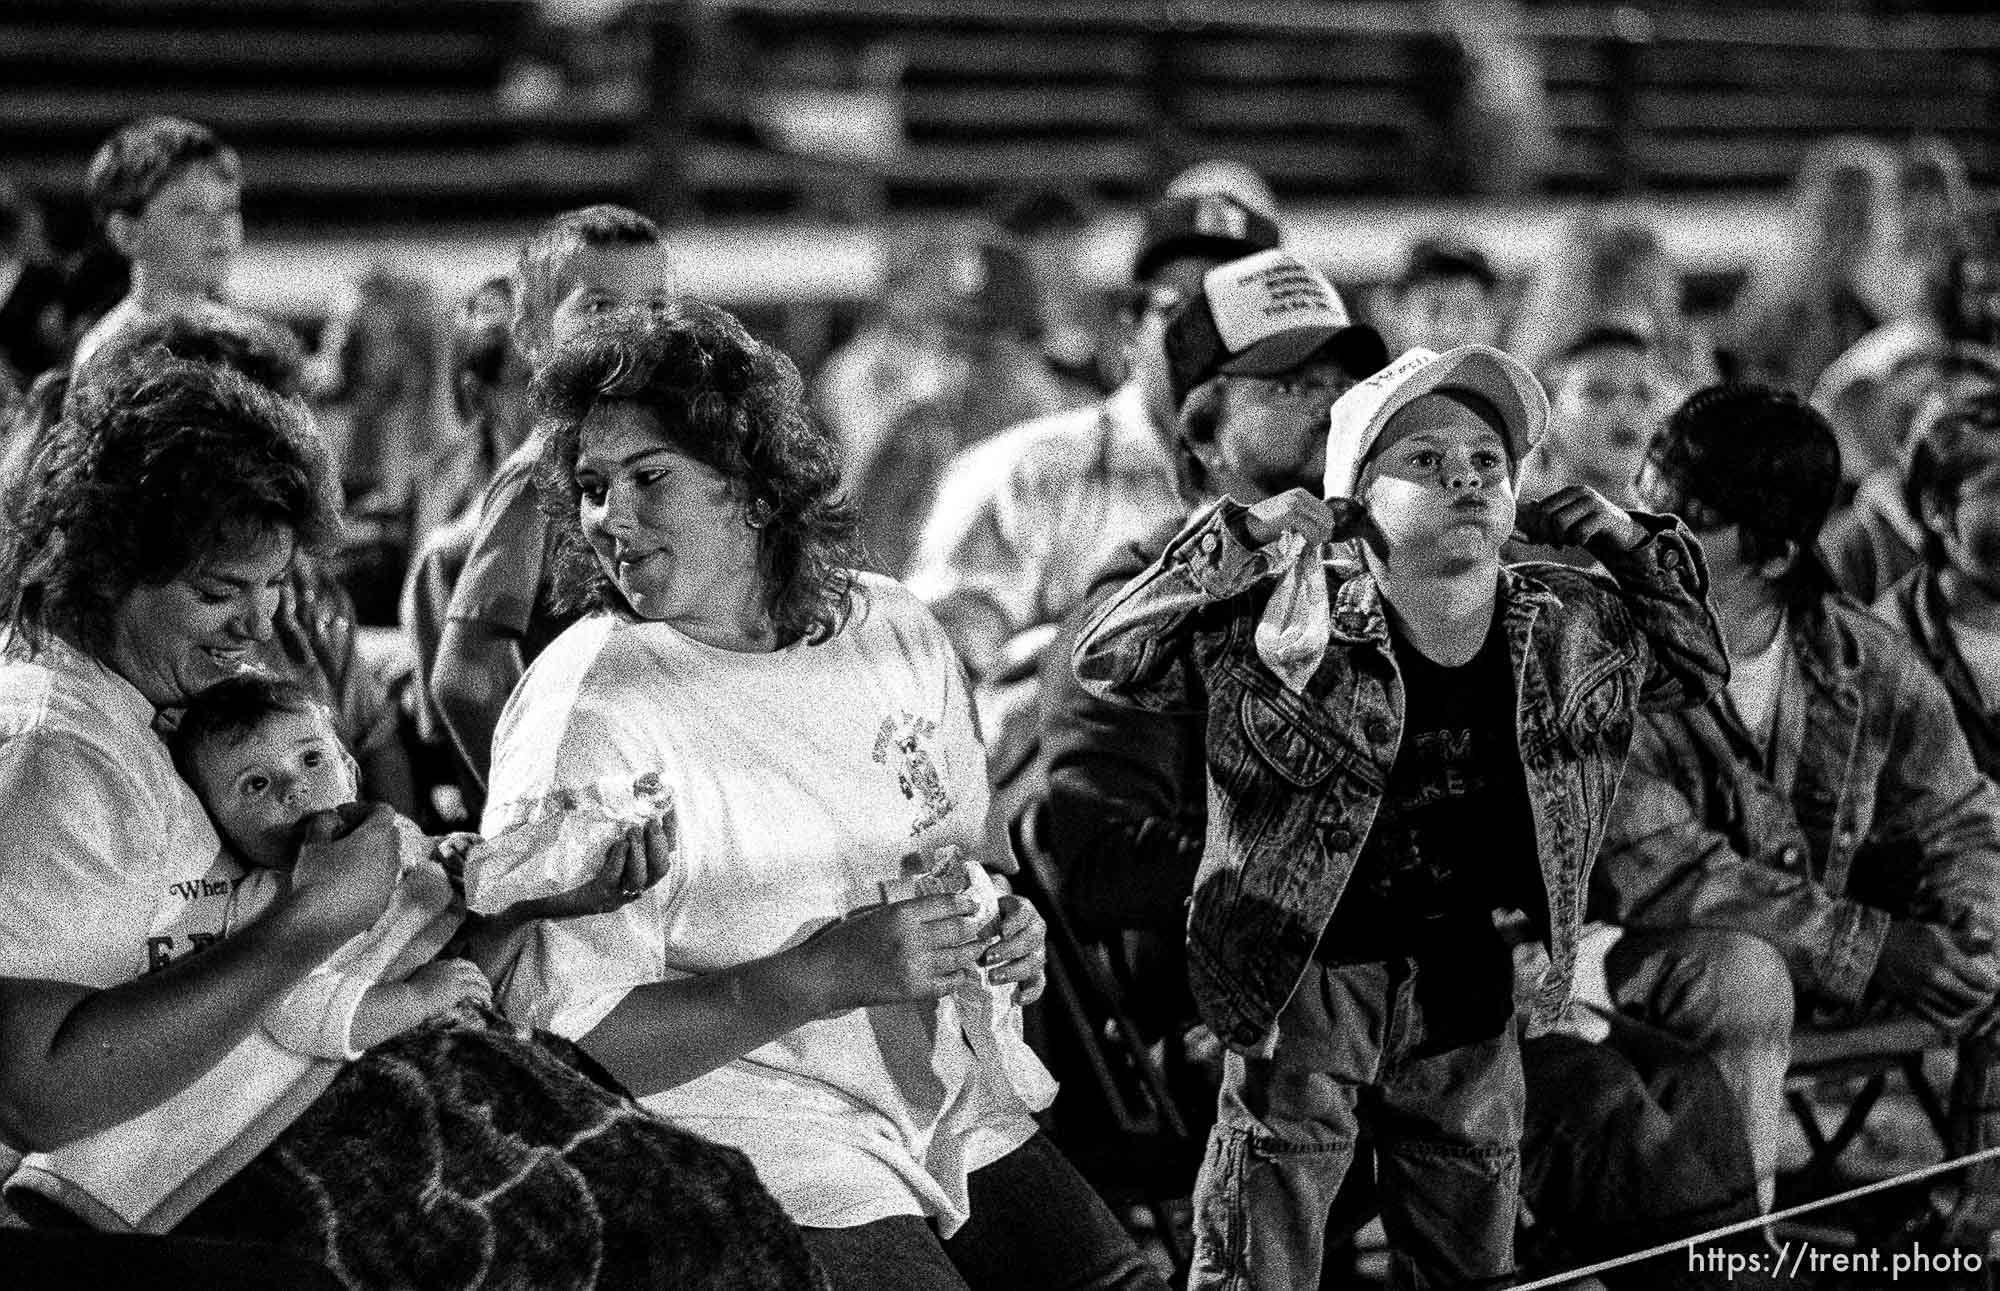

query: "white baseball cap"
left=1164, top=249, right=1386, bottom=408
left=1322, top=344, right=1549, bottom=500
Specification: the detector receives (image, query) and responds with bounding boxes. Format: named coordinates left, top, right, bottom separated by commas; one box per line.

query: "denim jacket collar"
left=1327, top=562, right=1564, bottom=649
left=1788, top=597, right=1867, bottom=709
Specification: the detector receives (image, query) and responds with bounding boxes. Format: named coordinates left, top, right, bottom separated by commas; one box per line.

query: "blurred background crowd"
left=2, top=0, right=1995, bottom=624
left=5, top=0, right=2000, bottom=1284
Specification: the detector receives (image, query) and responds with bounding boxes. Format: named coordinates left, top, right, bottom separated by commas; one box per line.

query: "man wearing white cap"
left=1075, top=342, right=1727, bottom=1290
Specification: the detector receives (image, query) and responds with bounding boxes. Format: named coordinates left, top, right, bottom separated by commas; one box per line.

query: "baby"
left=168, top=673, right=661, bottom=1060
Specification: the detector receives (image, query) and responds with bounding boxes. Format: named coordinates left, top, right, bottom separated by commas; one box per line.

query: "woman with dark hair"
left=485, top=303, right=1167, bottom=1291
left=0, top=350, right=827, bottom=1289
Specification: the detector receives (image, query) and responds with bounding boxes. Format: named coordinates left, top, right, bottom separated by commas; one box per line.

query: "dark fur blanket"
left=175, top=1006, right=827, bottom=1291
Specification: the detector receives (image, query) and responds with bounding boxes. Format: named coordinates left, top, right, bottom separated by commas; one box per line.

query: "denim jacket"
left=1876, top=566, right=2000, bottom=781
left=1073, top=498, right=1726, bottom=1054
left=1593, top=592, right=2000, bottom=1006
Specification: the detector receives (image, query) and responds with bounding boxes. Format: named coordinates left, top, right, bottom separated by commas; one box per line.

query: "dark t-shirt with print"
left=1315, top=606, right=1542, bottom=1045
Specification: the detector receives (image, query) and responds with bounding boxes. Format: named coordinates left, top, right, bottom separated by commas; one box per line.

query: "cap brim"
left=1322, top=343, right=1550, bottom=499
left=1215, top=325, right=1343, bottom=379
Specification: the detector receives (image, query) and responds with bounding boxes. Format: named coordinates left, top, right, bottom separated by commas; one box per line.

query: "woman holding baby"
left=481, top=303, right=1164, bottom=1291
left=0, top=349, right=824, bottom=1287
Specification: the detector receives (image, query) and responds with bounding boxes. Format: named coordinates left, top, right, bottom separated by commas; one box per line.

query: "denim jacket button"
left=1660, top=546, right=1680, bottom=571
left=1365, top=718, right=1392, bottom=745
left=1231, top=1023, right=1260, bottom=1047
left=1778, top=844, right=1804, bottom=867
left=1201, top=532, right=1220, bottom=554
left=1324, top=826, right=1356, bottom=852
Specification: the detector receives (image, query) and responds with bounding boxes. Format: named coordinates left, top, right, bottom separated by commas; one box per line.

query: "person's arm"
left=1072, top=493, right=1314, bottom=712
left=347, top=960, right=493, bottom=1053
left=356, top=741, right=418, bottom=820
left=1861, top=650, right=2000, bottom=1024
left=432, top=618, right=522, bottom=792
left=1041, top=595, right=1204, bottom=934
left=448, top=815, right=675, bottom=973
left=1518, top=485, right=1729, bottom=712
left=0, top=804, right=402, bottom=1151
left=436, top=459, right=550, bottom=791
left=577, top=891, right=988, bottom=1098
left=1591, top=720, right=1889, bottom=1008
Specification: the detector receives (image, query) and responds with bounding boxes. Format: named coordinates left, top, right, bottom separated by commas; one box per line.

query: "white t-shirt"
left=1727, top=619, right=1790, bottom=748
left=0, top=639, right=248, bottom=987
left=481, top=575, right=1051, bottom=1235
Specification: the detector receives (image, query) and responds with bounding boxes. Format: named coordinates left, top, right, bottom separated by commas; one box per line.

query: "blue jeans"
left=800, top=1132, right=1167, bottom=1291
left=1610, top=925, right=2000, bottom=1240
left=1190, top=958, right=1523, bottom=1291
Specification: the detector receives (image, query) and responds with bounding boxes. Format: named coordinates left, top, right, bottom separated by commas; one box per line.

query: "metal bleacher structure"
left=4, top=0, right=1999, bottom=325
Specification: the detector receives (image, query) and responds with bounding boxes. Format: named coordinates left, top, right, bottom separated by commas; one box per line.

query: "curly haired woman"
left=483, top=303, right=1168, bottom=1291
left=0, top=349, right=824, bottom=1290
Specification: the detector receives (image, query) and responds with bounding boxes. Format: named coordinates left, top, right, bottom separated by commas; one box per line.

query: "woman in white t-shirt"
left=484, top=303, right=1167, bottom=1291
left=0, top=351, right=822, bottom=1288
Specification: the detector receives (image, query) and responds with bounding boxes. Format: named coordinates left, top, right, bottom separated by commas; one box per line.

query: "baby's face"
left=192, top=708, right=358, bottom=870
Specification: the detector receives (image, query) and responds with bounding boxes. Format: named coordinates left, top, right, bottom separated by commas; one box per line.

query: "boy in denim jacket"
left=1074, top=340, right=1727, bottom=1290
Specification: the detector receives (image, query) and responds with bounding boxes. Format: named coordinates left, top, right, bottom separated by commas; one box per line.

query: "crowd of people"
left=0, top=108, right=1998, bottom=1291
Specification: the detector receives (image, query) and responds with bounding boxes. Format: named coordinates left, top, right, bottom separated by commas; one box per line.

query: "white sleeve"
left=263, top=970, right=373, bottom=1061
left=481, top=630, right=683, bottom=1040
left=0, top=728, right=166, bottom=984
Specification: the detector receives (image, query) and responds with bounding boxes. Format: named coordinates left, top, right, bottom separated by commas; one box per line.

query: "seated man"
left=1876, top=387, right=2000, bottom=780
left=1595, top=382, right=2000, bottom=1246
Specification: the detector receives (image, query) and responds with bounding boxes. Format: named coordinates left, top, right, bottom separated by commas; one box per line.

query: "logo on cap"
left=1194, top=195, right=1249, bottom=240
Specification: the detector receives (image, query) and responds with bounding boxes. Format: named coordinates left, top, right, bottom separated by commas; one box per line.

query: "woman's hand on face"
left=804, top=893, right=986, bottom=1017
left=290, top=802, right=402, bottom=939
left=981, top=893, right=1047, bottom=1005
left=512, top=814, right=675, bottom=923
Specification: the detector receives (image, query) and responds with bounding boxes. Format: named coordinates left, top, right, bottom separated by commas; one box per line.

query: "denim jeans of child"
left=1189, top=957, right=1524, bottom=1291
left=800, top=1131, right=1168, bottom=1291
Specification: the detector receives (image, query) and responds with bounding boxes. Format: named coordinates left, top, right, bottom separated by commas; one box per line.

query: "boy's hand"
left=405, top=959, right=493, bottom=1017
left=1232, top=485, right=1344, bottom=547
left=1514, top=485, right=1647, bottom=554
left=1877, top=918, right=2000, bottom=1028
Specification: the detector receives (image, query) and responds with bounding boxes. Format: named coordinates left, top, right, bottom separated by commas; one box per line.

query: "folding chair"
left=1007, top=800, right=1201, bottom=1281
left=1784, top=1016, right=1954, bottom=1191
